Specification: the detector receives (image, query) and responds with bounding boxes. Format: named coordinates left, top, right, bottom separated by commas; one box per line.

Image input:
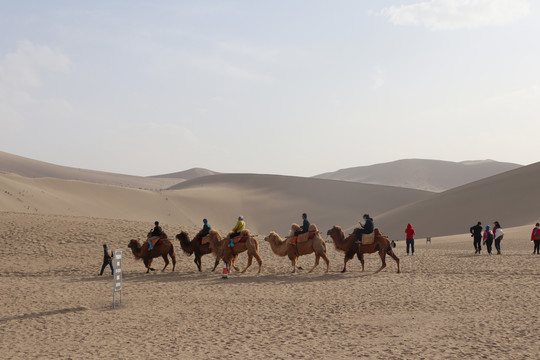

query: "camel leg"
left=308, top=255, right=320, bottom=273
left=232, top=254, right=241, bottom=272
left=194, top=252, right=202, bottom=272
left=357, top=252, right=365, bottom=272
left=253, top=251, right=263, bottom=274
left=211, top=257, right=220, bottom=272
left=375, top=251, right=387, bottom=273
left=242, top=254, right=254, bottom=273
left=342, top=250, right=355, bottom=273
left=290, top=256, right=297, bottom=273
left=387, top=249, right=401, bottom=273
left=321, top=252, right=330, bottom=273
left=161, top=254, right=169, bottom=272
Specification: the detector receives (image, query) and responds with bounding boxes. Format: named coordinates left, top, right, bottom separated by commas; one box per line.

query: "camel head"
left=326, top=226, right=344, bottom=240
left=176, top=231, right=189, bottom=242
left=128, top=239, right=141, bottom=249
left=264, top=232, right=278, bottom=243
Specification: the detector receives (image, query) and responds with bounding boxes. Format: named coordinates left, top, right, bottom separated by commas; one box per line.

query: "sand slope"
left=315, top=159, right=522, bottom=192
left=168, top=173, right=433, bottom=235
left=150, top=167, right=218, bottom=180
left=377, top=161, right=540, bottom=240
left=0, top=171, right=433, bottom=236
left=0, top=151, right=179, bottom=190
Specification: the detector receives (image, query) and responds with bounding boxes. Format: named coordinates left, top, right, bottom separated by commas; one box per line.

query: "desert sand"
left=1, top=154, right=539, bottom=359
left=1, top=211, right=539, bottom=359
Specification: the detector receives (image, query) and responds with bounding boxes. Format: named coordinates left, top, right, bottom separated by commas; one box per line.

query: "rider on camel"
left=355, top=214, right=374, bottom=244
left=291, top=213, right=310, bottom=246
left=148, top=221, right=163, bottom=250
left=229, top=216, right=246, bottom=247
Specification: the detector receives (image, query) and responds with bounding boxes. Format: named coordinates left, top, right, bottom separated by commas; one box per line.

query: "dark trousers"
left=494, top=236, right=502, bottom=253
left=100, top=260, right=114, bottom=275
left=473, top=236, right=482, bottom=252
left=485, top=239, right=493, bottom=254
left=533, top=240, right=540, bottom=254
left=406, top=239, right=414, bottom=254
left=294, top=230, right=307, bottom=237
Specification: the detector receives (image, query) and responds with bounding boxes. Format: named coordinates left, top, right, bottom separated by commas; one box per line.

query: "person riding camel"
left=355, top=214, right=374, bottom=244
left=148, top=221, right=163, bottom=250
left=200, top=218, right=211, bottom=244
left=228, top=216, right=246, bottom=247
left=291, top=213, right=310, bottom=246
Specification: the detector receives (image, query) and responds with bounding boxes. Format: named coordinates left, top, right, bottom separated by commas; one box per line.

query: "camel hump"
left=308, top=224, right=318, bottom=232
left=240, top=229, right=251, bottom=237
left=290, top=223, right=301, bottom=232
left=374, top=228, right=382, bottom=236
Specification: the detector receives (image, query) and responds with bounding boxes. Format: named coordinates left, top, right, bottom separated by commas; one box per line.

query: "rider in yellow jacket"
left=229, top=216, right=246, bottom=247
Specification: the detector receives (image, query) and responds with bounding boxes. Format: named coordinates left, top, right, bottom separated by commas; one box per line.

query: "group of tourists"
left=470, top=221, right=504, bottom=255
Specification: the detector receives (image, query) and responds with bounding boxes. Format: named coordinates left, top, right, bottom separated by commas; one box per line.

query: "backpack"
left=486, top=232, right=493, bottom=241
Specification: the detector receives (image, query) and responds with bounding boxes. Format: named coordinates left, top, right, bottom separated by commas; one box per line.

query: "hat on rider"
left=203, top=219, right=208, bottom=224
left=238, top=216, right=244, bottom=220
left=302, top=213, right=307, bottom=218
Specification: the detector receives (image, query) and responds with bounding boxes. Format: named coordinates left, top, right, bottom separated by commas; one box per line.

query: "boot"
left=148, top=241, right=154, bottom=250
left=228, top=238, right=235, bottom=247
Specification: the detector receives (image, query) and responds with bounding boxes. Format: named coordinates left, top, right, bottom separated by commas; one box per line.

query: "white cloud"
left=380, top=0, right=531, bottom=30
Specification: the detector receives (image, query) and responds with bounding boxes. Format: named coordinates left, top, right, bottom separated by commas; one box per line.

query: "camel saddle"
left=296, top=230, right=317, bottom=243
left=201, top=235, right=210, bottom=245
left=231, top=234, right=249, bottom=244
left=361, top=233, right=375, bottom=245
left=148, top=235, right=166, bottom=247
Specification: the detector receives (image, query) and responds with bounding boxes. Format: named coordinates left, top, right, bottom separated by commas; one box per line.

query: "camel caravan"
left=127, top=214, right=400, bottom=275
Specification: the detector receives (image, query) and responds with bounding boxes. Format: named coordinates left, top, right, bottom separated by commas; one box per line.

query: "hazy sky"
left=1, top=0, right=538, bottom=177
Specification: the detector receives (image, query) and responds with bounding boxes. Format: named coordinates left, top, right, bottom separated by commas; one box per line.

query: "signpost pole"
left=113, top=249, right=122, bottom=308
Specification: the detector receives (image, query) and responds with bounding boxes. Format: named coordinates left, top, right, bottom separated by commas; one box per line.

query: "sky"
left=1, top=0, right=539, bottom=177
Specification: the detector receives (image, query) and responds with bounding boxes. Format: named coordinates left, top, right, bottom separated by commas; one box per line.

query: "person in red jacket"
left=405, top=223, right=416, bottom=255
left=531, top=223, right=540, bottom=255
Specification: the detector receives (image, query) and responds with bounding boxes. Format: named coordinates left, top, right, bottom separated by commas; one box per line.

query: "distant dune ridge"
left=0, top=151, right=179, bottom=190
left=0, top=151, right=538, bottom=240
left=314, top=159, right=522, bottom=192
left=150, top=167, right=218, bottom=180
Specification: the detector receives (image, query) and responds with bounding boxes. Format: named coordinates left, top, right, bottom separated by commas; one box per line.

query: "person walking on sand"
left=483, top=225, right=494, bottom=255
left=405, top=223, right=416, bottom=255
left=493, top=221, right=504, bottom=255
left=470, top=221, right=483, bottom=254
left=531, top=223, right=540, bottom=255
left=99, top=243, right=114, bottom=276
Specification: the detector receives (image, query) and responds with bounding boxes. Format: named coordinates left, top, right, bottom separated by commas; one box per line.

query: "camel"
left=264, top=225, right=329, bottom=273
left=127, top=232, right=176, bottom=273
left=206, top=229, right=262, bottom=274
left=326, top=226, right=400, bottom=274
left=176, top=230, right=220, bottom=272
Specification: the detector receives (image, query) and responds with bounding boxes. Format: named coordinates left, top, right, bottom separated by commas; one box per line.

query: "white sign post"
left=113, top=249, right=122, bottom=308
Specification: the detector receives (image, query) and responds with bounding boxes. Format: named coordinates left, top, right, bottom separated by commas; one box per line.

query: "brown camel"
left=207, top=229, right=262, bottom=274
left=326, top=226, right=400, bottom=273
left=127, top=232, right=176, bottom=273
left=176, top=230, right=220, bottom=272
left=265, top=227, right=329, bottom=273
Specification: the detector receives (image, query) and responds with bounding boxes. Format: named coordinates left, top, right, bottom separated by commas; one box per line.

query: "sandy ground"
left=1, top=212, right=539, bottom=359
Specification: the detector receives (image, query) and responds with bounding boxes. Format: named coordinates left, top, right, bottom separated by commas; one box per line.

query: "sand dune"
left=168, top=173, right=433, bottom=235
left=151, top=167, right=218, bottom=180
left=377, top=161, right=540, bottom=240
left=0, top=151, right=179, bottom=190
left=0, top=171, right=433, bottom=237
left=315, top=159, right=522, bottom=192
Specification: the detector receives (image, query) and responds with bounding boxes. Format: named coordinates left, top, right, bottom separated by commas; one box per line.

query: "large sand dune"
left=315, top=159, right=522, bottom=192
left=377, top=161, right=540, bottom=240
left=0, top=151, right=179, bottom=190
left=0, top=171, right=433, bottom=236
